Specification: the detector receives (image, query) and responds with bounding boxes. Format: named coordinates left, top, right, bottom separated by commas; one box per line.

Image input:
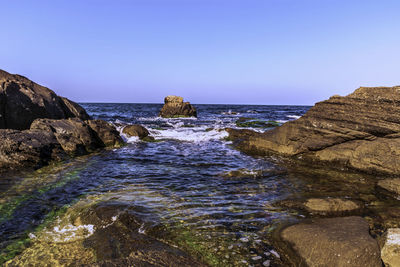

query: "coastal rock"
left=159, top=95, right=197, bottom=118
left=86, top=120, right=124, bottom=147
left=122, top=124, right=150, bottom=139
left=279, top=198, right=361, bottom=215
left=381, top=228, right=400, bottom=267
left=30, top=118, right=104, bottom=155
left=280, top=216, right=381, bottom=267
left=228, top=86, right=400, bottom=175
left=377, top=178, right=400, bottom=196
left=0, top=69, right=90, bottom=130
left=0, top=129, right=66, bottom=170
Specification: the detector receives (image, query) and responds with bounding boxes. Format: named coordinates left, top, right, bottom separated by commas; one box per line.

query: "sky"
left=1, top=0, right=399, bottom=105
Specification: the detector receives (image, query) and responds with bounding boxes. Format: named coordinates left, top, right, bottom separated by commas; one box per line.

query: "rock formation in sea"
left=159, top=95, right=197, bottom=118
left=0, top=70, right=123, bottom=171
left=228, top=86, right=400, bottom=175
left=0, top=69, right=90, bottom=130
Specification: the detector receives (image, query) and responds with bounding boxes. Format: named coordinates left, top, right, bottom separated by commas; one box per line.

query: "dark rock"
left=30, top=118, right=104, bottom=156
left=122, top=125, right=150, bottom=139
left=235, top=117, right=281, bottom=128
left=228, top=86, right=400, bottom=175
left=0, top=129, right=66, bottom=170
left=0, top=69, right=90, bottom=130
left=159, top=95, right=197, bottom=118
left=279, top=216, right=381, bottom=267
left=86, top=120, right=124, bottom=147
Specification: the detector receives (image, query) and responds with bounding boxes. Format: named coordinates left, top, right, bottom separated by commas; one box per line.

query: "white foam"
left=386, top=228, right=400, bottom=245
left=287, top=115, right=301, bottom=120
left=150, top=127, right=228, bottom=142
left=47, top=223, right=95, bottom=242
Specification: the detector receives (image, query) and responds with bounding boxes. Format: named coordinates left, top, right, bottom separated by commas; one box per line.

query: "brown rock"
left=304, top=198, right=360, bottom=213
left=228, top=86, right=400, bottom=175
left=122, top=125, right=150, bottom=139
left=86, top=120, right=124, bottom=147
left=159, top=95, right=197, bottom=118
left=381, top=228, right=400, bottom=267
left=0, top=69, right=90, bottom=130
left=0, top=129, right=66, bottom=170
left=280, top=216, right=381, bottom=267
left=30, top=118, right=103, bottom=155
left=377, top=178, right=400, bottom=195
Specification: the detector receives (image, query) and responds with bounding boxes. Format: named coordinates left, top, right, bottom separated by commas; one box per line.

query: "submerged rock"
left=236, top=117, right=281, bottom=128
left=159, top=95, right=197, bottom=118
left=381, top=228, right=400, bottom=267
left=0, top=69, right=90, bottom=130
left=279, top=216, right=381, bottom=267
left=228, top=86, right=400, bottom=175
left=303, top=198, right=361, bottom=214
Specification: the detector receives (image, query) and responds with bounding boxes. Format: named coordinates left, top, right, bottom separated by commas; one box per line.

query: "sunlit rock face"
left=0, top=69, right=90, bottom=130
left=228, top=86, right=400, bottom=175
left=159, top=95, right=197, bottom=118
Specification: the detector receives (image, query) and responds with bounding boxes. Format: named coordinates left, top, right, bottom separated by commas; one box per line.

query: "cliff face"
left=228, top=86, right=400, bottom=174
left=0, top=69, right=90, bottom=130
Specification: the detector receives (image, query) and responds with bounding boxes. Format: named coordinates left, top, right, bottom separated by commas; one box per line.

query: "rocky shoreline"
left=2, top=69, right=400, bottom=266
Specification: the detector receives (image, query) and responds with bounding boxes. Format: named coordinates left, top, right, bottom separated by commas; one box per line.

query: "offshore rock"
left=279, top=216, right=381, bottom=267
left=0, top=69, right=90, bottom=130
left=228, top=86, right=400, bottom=175
left=159, top=95, right=197, bottom=118
left=0, top=129, right=66, bottom=170
left=122, top=124, right=150, bottom=139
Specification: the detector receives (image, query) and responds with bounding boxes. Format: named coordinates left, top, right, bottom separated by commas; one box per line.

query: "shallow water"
left=2, top=103, right=396, bottom=266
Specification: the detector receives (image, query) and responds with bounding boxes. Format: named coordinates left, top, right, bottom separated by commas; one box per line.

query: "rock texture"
left=0, top=69, right=90, bottom=130
left=0, top=129, right=66, bottom=170
left=304, top=198, right=360, bottom=214
left=159, top=95, right=197, bottom=118
left=280, top=216, right=381, bottom=267
left=122, top=125, right=150, bottom=139
left=377, top=178, right=400, bottom=196
left=381, top=228, right=400, bottom=267
left=85, top=119, right=123, bottom=147
left=229, top=86, right=400, bottom=175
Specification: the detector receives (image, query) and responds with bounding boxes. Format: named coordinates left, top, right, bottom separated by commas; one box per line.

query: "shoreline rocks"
left=228, top=86, right=400, bottom=175
left=279, top=216, right=381, bottom=267
left=0, top=69, right=90, bottom=130
left=159, top=95, right=197, bottom=118
left=0, top=70, right=123, bottom=171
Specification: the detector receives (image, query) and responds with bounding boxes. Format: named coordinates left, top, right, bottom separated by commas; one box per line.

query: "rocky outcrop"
left=0, top=129, right=66, bottom=170
left=122, top=124, right=155, bottom=141
left=0, top=69, right=90, bottom=130
left=159, top=95, right=197, bottom=118
left=279, top=216, right=381, bottom=267
left=85, top=119, right=123, bottom=147
left=381, top=228, right=400, bottom=267
left=228, top=86, right=400, bottom=175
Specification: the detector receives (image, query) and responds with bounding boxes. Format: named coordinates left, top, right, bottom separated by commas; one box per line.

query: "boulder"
left=280, top=216, right=381, bottom=267
left=381, top=228, right=400, bottom=267
left=30, top=118, right=104, bottom=156
left=0, top=129, right=66, bottom=170
left=228, top=86, right=400, bottom=175
left=0, top=69, right=90, bottom=130
left=122, top=125, right=150, bottom=139
left=159, top=95, right=197, bottom=118
left=86, top=120, right=124, bottom=147
left=377, top=178, right=400, bottom=196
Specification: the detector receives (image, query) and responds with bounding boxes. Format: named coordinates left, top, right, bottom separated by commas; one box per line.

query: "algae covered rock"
left=235, top=117, right=280, bottom=128
left=279, top=216, right=381, bottom=267
left=159, top=95, right=197, bottom=118
left=0, top=69, right=90, bottom=130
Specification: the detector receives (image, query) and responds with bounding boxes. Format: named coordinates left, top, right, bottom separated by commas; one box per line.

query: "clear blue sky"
left=1, top=0, right=399, bottom=105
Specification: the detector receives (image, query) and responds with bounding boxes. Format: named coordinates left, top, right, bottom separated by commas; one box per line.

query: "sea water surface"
left=1, top=104, right=316, bottom=265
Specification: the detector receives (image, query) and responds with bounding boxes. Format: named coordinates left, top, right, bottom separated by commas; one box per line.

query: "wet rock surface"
left=228, top=86, right=400, bottom=175
left=159, top=95, right=197, bottom=118
left=0, top=69, right=90, bottom=130
left=279, top=216, right=381, bottom=267
left=377, top=178, right=400, bottom=196
left=122, top=124, right=150, bottom=139
left=86, top=119, right=124, bottom=147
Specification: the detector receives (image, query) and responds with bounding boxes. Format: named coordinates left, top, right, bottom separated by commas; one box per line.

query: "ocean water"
left=1, top=104, right=315, bottom=266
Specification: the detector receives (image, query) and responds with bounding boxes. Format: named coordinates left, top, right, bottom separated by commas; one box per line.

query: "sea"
left=1, top=103, right=316, bottom=266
